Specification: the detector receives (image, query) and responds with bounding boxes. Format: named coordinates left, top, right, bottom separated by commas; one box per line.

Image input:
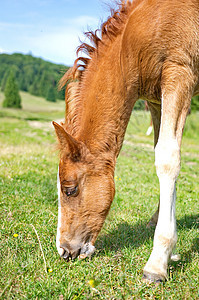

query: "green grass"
left=0, top=93, right=198, bottom=299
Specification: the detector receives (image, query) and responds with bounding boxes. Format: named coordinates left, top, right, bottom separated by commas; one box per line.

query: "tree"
left=39, top=71, right=51, bottom=97
left=2, top=72, right=22, bottom=108
left=191, top=96, right=199, bottom=111
left=28, top=77, right=41, bottom=96
left=46, top=85, right=56, bottom=102
left=134, top=99, right=145, bottom=110
left=1, top=69, right=10, bottom=91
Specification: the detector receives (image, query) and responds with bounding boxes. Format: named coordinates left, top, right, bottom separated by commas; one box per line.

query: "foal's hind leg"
left=147, top=102, right=161, bottom=227
left=143, top=67, right=194, bottom=283
left=147, top=203, right=159, bottom=227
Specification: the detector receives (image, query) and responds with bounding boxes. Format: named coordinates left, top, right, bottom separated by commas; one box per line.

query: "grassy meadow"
left=0, top=91, right=198, bottom=299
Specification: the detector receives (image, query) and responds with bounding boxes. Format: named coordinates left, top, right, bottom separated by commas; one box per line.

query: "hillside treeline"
left=0, top=53, right=69, bottom=101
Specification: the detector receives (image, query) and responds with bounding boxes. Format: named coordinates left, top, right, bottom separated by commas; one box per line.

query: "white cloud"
left=0, top=47, right=6, bottom=53
left=69, top=15, right=99, bottom=28
left=0, top=21, right=32, bottom=31
left=25, top=29, right=83, bottom=65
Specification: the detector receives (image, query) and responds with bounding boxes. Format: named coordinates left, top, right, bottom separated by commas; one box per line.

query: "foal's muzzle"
left=60, top=242, right=95, bottom=261
left=61, top=248, right=81, bottom=261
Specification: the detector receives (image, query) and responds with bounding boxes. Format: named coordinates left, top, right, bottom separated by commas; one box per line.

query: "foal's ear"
left=52, top=121, right=82, bottom=161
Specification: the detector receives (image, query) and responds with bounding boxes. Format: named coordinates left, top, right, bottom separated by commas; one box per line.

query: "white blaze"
left=56, top=167, right=64, bottom=256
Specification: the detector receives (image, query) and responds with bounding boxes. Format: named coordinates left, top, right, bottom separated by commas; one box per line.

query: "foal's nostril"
left=71, top=248, right=81, bottom=259
left=61, top=249, right=70, bottom=260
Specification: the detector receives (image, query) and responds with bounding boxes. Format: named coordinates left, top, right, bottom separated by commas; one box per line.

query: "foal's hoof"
left=143, top=271, right=166, bottom=284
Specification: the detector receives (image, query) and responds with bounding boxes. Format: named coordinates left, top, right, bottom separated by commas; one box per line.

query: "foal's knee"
left=155, top=138, right=181, bottom=180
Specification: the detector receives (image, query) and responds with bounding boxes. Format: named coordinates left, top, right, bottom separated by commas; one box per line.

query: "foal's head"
left=52, top=0, right=132, bottom=261
left=53, top=122, right=115, bottom=260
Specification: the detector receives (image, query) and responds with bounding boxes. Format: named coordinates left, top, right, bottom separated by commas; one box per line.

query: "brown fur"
left=53, top=0, right=199, bottom=276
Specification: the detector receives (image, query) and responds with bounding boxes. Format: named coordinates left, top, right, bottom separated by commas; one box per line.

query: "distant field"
left=0, top=90, right=65, bottom=121
left=0, top=92, right=198, bottom=299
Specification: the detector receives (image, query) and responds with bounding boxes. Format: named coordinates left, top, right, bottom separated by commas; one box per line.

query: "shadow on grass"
left=96, top=220, right=155, bottom=255
left=96, top=214, right=199, bottom=257
left=177, top=213, right=199, bottom=231
left=95, top=214, right=198, bottom=281
left=172, top=213, right=199, bottom=271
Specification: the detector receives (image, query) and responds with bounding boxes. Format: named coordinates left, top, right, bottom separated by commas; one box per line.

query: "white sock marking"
left=56, top=167, right=64, bottom=256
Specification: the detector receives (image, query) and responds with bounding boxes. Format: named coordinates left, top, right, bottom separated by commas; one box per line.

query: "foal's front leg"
left=143, top=72, right=193, bottom=282
left=143, top=137, right=180, bottom=282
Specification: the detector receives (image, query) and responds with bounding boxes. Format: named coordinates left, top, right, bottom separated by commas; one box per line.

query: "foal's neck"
left=77, top=40, right=137, bottom=157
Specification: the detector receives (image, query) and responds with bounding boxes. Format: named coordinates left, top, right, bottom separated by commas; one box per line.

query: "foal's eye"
left=64, top=186, right=79, bottom=197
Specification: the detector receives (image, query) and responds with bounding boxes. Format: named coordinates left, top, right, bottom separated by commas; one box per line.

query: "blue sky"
left=0, top=0, right=112, bottom=66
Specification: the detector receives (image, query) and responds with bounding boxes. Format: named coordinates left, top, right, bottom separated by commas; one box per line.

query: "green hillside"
left=0, top=53, right=69, bottom=101
left=0, top=89, right=65, bottom=121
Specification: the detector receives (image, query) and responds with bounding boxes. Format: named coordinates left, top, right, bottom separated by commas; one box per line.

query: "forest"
left=0, top=53, right=69, bottom=101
